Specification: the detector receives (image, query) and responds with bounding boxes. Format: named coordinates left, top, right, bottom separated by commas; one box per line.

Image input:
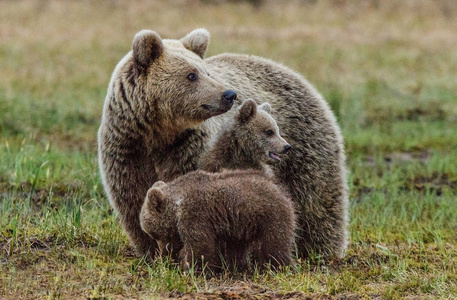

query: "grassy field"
left=1, top=0, right=456, bottom=299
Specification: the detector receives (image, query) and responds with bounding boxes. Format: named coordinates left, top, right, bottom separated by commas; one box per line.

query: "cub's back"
left=173, top=170, right=293, bottom=231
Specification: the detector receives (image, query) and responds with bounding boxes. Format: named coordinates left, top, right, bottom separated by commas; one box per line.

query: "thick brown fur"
left=140, top=170, right=296, bottom=273
left=98, top=28, right=348, bottom=259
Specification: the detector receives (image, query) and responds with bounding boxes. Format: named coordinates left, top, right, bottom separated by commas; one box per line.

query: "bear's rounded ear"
left=146, top=187, right=167, bottom=214
left=152, top=180, right=167, bottom=189
left=180, top=28, right=210, bottom=59
left=132, top=30, right=164, bottom=71
left=258, top=102, right=272, bottom=113
left=237, top=99, right=257, bottom=123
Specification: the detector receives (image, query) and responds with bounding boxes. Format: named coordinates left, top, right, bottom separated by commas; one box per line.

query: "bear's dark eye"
left=187, top=73, right=198, bottom=81
left=266, top=129, right=274, bottom=136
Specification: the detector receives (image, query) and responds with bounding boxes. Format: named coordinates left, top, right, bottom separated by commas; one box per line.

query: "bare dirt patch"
left=165, top=283, right=365, bottom=300
left=363, top=150, right=430, bottom=167
left=406, top=172, right=457, bottom=195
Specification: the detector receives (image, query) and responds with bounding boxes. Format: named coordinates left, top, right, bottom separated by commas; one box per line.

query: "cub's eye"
left=265, top=129, right=274, bottom=136
left=187, top=73, right=198, bottom=81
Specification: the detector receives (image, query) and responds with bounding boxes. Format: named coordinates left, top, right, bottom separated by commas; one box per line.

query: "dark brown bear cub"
left=141, top=170, right=295, bottom=273
left=140, top=100, right=295, bottom=273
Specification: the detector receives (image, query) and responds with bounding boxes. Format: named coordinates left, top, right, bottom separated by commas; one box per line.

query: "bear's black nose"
left=284, top=144, right=292, bottom=152
left=222, top=90, right=237, bottom=105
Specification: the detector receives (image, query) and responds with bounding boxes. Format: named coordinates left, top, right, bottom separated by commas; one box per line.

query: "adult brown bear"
left=98, top=28, right=348, bottom=260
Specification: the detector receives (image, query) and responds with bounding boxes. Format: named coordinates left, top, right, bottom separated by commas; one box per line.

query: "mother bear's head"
left=106, top=29, right=237, bottom=140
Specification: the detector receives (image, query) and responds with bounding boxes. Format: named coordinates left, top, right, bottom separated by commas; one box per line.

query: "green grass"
left=1, top=0, right=457, bottom=299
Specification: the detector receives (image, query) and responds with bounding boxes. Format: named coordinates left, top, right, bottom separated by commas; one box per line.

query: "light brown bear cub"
left=140, top=100, right=295, bottom=272
left=200, top=100, right=291, bottom=173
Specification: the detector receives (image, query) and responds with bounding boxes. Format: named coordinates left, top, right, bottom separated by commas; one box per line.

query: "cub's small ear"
left=152, top=180, right=167, bottom=189
left=237, top=99, right=257, bottom=123
left=132, top=30, right=164, bottom=71
left=145, top=187, right=167, bottom=214
left=180, top=28, right=210, bottom=59
left=258, top=102, right=272, bottom=113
